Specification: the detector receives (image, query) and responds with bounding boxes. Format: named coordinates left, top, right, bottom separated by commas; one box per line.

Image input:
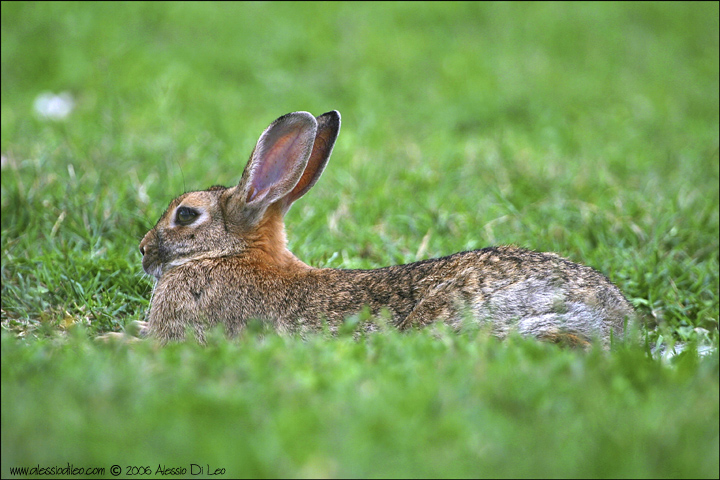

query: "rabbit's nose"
left=139, top=231, right=152, bottom=256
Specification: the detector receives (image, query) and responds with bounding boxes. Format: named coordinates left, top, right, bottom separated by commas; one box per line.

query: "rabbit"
left=138, top=110, right=635, bottom=347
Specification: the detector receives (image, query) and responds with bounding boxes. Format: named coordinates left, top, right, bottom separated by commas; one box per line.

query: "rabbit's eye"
left=175, top=207, right=199, bottom=226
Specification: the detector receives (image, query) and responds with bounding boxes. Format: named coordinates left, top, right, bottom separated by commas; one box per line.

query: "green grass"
left=1, top=2, right=718, bottom=478
left=3, top=328, right=719, bottom=478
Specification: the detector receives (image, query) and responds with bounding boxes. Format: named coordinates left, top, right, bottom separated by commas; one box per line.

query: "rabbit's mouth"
left=142, top=242, right=181, bottom=279
left=141, top=256, right=163, bottom=280
left=142, top=259, right=179, bottom=281
left=141, top=248, right=168, bottom=280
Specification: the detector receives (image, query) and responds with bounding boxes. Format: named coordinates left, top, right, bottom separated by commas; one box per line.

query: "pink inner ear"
left=253, top=134, right=302, bottom=194
left=245, top=119, right=315, bottom=206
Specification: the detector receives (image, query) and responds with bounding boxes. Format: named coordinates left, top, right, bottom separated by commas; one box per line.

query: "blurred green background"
left=1, top=2, right=718, bottom=478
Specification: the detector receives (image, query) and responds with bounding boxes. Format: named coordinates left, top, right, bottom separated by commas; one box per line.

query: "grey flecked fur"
left=139, top=110, right=635, bottom=347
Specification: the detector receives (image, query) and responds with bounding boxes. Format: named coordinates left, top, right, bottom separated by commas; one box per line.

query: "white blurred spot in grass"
left=33, top=92, right=74, bottom=120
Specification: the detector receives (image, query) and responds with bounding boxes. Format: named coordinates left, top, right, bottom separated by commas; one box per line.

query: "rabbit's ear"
left=280, top=110, right=341, bottom=213
left=238, top=112, right=318, bottom=208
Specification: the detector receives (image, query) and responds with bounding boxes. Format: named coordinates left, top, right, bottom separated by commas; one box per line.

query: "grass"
left=3, top=328, right=719, bottom=478
left=1, top=2, right=718, bottom=478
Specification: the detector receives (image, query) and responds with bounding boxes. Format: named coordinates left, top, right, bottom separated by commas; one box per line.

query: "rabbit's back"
left=312, top=246, right=632, bottom=345
left=147, top=245, right=633, bottom=347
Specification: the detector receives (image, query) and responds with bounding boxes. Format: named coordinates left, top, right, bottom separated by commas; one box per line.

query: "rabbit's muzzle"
left=139, top=230, right=164, bottom=280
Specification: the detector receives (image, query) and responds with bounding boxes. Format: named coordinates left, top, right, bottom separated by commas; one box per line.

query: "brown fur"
left=138, top=110, right=635, bottom=347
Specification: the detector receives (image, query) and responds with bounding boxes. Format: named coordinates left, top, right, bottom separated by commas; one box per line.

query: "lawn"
left=2, top=2, right=718, bottom=478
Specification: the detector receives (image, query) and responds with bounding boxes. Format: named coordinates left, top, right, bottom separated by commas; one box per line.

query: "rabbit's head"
left=139, top=111, right=341, bottom=279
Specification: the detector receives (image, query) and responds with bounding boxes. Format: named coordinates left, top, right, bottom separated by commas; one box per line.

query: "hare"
left=138, top=110, right=635, bottom=347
